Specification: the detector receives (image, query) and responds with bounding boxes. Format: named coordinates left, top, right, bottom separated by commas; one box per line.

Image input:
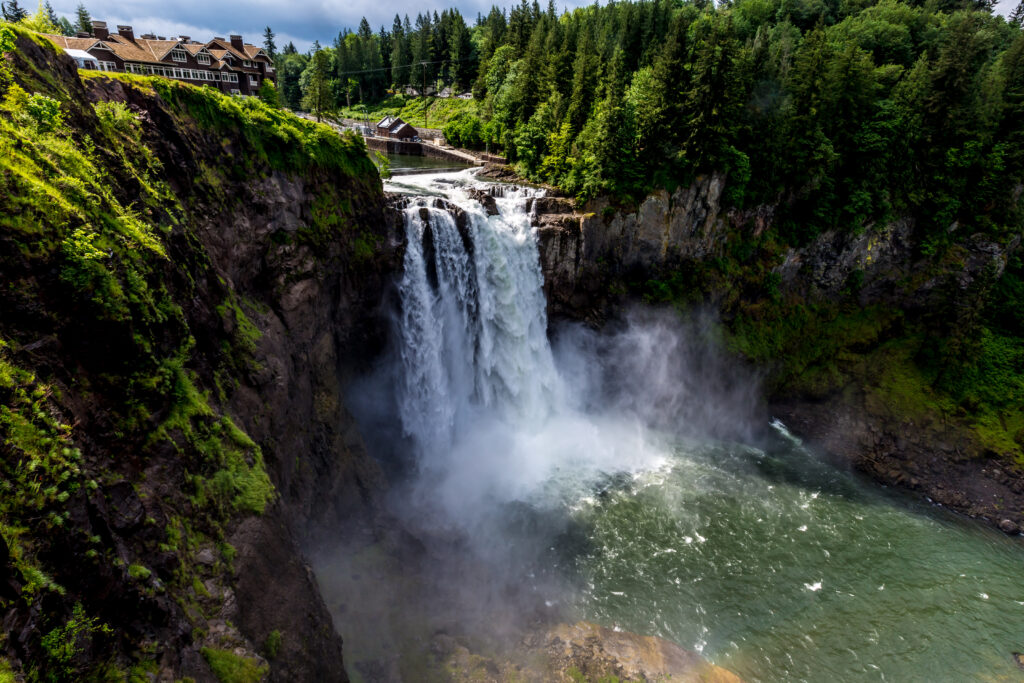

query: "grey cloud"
left=47, top=0, right=591, bottom=53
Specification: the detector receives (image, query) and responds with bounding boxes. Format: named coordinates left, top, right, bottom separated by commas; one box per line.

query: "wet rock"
left=998, top=519, right=1019, bottom=535
left=467, top=188, right=499, bottom=215
left=105, top=481, right=144, bottom=531
left=1013, top=652, right=1024, bottom=670
left=195, top=547, right=217, bottom=566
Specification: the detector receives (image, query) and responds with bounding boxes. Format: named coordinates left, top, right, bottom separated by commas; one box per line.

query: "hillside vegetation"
left=0, top=24, right=384, bottom=681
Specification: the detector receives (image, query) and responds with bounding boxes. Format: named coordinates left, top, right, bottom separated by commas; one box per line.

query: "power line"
left=336, top=57, right=474, bottom=77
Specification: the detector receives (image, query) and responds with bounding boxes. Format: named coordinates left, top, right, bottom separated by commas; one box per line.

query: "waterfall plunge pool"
left=318, top=169, right=1024, bottom=681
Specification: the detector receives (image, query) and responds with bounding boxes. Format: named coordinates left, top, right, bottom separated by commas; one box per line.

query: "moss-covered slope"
left=0, top=26, right=396, bottom=682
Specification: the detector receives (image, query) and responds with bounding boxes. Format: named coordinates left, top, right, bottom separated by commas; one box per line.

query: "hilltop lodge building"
left=44, top=21, right=274, bottom=96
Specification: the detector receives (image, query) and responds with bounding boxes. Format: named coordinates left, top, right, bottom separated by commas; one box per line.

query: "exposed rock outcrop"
left=524, top=165, right=1023, bottom=534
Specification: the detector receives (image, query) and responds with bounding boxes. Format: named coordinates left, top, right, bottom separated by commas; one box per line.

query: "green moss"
left=0, top=659, right=14, bottom=683
left=262, top=630, right=282, bottom=659
left=200, top=648, right=267, bottom=683
left=127, top=564, right=151, bottom=581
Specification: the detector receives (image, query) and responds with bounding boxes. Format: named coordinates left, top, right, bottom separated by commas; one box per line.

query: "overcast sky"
left=46, top=0, right=569, bottom=53
left=50, top=0, right=1021, bottom=53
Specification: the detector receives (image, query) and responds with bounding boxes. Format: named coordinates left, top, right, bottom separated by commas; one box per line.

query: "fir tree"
left=74, top=3, right=90, bottom=33
left=302, top=46, right=332, bottom=121
left=1011, top=0, right=1024, bottom=28
left=5, top=1, right=29, bottom=22
left=263, top=26, right=276, bottom=60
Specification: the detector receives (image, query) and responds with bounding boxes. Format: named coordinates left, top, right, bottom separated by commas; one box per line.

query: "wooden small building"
left=375, top=116, right=418, bottom=141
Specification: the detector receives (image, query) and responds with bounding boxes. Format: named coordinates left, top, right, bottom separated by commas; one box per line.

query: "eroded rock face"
left=0, top=39, right=400, bottom=681
left=530, top=172, right=727, bottom=321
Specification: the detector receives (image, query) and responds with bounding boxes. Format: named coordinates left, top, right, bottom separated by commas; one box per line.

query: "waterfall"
left=395, top=181, right=561, bottom=457
left=384, top=170, right=670, bottom=525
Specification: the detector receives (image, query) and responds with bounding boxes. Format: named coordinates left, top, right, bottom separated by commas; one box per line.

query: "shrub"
left=263, top=630, right=282, bottom=659
left=200, top=648, right=267, bottom=683
left=24, top=93, right=63, bottom=132
left=127, top=564, right=151, bottom=581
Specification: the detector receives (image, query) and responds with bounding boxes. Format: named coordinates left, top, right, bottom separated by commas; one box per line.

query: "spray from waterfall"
left=319, top=169, right=762, bottom=665
left=381, top=171, right=760, bottom=539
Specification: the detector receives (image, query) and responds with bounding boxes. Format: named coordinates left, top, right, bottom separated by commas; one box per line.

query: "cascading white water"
left=394, top=175, right=562, bottom=453
left=386, top=170, right=670, bottom=524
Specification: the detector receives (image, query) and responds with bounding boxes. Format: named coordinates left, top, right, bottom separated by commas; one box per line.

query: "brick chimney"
left=91, top=20, right=108, bottom=40
left=117, top=25, right=134, bottom=42
left=229, top=35, right=244, bottom=51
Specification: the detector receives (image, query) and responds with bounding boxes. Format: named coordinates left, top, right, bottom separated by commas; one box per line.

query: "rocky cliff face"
left=499, top=167, right=1024, bottom=534
left=0, top=32, right=401, bottom=681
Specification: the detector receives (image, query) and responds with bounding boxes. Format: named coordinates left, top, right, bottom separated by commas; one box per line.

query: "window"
left=230, top=88, right=240, bottom=95
left=222, top=72, right=238, bottom=83
left=197, top=53, right=210, bottom=65
left=170, top=48, right=187, bottom=62
left=249, top=76, right=258, bottom=87
left=243, top=60, right=253, bottom=67
left=98, top=61, right=116, bottom=71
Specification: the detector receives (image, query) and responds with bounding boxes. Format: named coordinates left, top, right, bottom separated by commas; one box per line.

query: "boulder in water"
left=999, top=518, right=1019, bottom=535
left=541, top=621, right=742, bottom=682
left=467, top=188, right=499, bottom=216
left=432, top=622, right=742, bottom=682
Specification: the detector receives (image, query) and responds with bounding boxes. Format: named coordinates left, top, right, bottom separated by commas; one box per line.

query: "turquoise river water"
left=568, top=427, right=1024, bottom=681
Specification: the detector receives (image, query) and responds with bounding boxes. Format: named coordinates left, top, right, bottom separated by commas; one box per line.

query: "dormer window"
left=197, top=53, right=210, bottom=65
left=243, top=60, right=253, bottom=67
left=171, top=48, right=187, bottom=62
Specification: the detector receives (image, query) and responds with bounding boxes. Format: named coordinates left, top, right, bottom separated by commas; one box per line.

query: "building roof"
left=377, top=115, right=400, bottom=129
left=43, top=29, right=264, bottom=71
left=88, top=34, right=164, bottom=64
left=391, top=122, right=417, bottom=136
left=65, top=48, right=97, bottom=63
left=242, top=45, right=271, bottom=60
left=205, top=37, right=267, bottom=65
left=44, top=35, right=102, bottom=51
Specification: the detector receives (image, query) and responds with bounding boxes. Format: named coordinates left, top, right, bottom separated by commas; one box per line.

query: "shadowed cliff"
left=0, top=27, right=401, bottom=681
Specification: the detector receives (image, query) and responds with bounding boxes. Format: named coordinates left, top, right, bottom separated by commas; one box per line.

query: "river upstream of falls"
left=314, top=169, right=1024, bottom=682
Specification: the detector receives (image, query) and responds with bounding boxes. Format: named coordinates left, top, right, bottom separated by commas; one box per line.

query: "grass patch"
left=201, top=648, right=267, bottom=683
left=337, top=93, right=477, bottom=131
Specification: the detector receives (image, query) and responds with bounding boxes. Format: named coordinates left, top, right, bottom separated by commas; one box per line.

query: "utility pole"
left=421, top=61, right=427, bottom=129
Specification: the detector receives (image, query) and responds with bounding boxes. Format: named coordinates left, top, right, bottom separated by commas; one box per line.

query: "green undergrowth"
left=0, top=339, right=89, bottom=602
left=147, top=357, right=274, bottom=516
left=727, top=298, right=1024, bottom=464
left=81, top=70, right=376, bottom=179
left=200, top=648, right=267, bottom=683
left=336, top=93, right=477, bottom=130
left=0, top=26, right=287, bottom=679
